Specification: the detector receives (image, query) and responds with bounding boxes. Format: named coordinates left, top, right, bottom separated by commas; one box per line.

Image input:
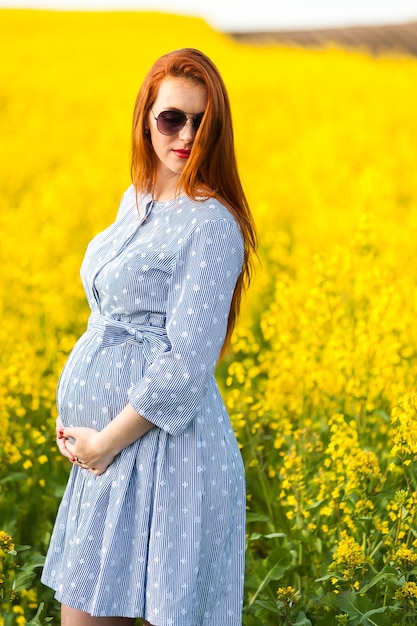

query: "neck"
left=152, top=171, right=183, bottom=202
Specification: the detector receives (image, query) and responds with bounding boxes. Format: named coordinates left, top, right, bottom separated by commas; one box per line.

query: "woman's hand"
left=56, top=404, right=153, bottom=476
left=56, top=417, right=75, bottom=463
left=60, top=426, right=116, bottom=476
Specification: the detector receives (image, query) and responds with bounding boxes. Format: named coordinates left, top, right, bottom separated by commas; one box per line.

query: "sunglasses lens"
left=193, top=113, right=204, bottom=132
left=156, top=111, right=204, bottom=135
left=157, top=111, right=187, bottom=135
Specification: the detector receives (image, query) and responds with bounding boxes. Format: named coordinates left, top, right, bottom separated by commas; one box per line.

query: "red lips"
left=173, top=149, right=191, bottom=159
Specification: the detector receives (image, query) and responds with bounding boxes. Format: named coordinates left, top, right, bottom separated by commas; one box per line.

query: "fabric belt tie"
left=88, top=313, right=170, bottom=364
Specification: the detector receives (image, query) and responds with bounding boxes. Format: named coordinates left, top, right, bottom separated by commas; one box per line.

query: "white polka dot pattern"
left=41, top=186, right=246, bottom=625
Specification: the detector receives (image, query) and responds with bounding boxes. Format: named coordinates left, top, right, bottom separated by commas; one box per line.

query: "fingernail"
left=58, top=428, right=64, bottom=439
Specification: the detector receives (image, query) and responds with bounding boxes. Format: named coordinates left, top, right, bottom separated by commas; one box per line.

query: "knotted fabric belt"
left=87, top=312, right=170, bottom=364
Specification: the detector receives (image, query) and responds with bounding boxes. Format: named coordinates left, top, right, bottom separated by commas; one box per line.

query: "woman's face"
left=148, top=76, right=208, bottom=190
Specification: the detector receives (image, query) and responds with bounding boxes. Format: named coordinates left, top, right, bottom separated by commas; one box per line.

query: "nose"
left=178, top=117, right=196, bottom=143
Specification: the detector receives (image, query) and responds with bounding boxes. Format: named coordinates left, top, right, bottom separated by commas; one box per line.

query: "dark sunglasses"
left=151, top=109, right=205, bottom=136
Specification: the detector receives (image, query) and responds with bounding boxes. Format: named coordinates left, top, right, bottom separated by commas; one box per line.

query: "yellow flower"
left=329, top=532, right=371, bottom=578
left=0, top=531, right=14, bottom=554
left=277, top=585, right=298, bottom=606
left=12, top=606, right=24, bottom=615
left=394, top=546, right=417, bottom=571
left=321, top=505, right=333, bottom=517
left=391, top=396, right=417, bottom=459
left=394, top=581, right=417, bottom=608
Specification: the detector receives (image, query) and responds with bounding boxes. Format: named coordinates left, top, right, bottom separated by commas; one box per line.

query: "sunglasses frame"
left=151, top=109, right=205, bottom=136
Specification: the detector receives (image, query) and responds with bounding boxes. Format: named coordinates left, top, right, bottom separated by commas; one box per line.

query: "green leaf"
left=53, top=485, right=67, bottom=498
left=294, top=612, right=313, bottom=626
left=357, top=606, right=388, bottom=625
left=315, top=572, right=334, bottom=583
left=21, top=554, right=46, bottom=571
left=13, top=568, right=36, bottom=592
left=321, top=590, right=359, bottom=613
left=246, top=512, right=270, bottom=524
left=247, top=547, right=292, bottom=607
left=26, top=602, right=54, bottom=625
left=321, top=590, right=390, bottom=626
left=360, top=568, right=399, bottom=594
left=247, top=532, right=263, bottom=542
left=249, top=599, right=280, bottom=614
left=262, top=548, right=293, bottom=582
left=305, top=499, right=325, bottom=511
left=13, top=544, right=32, bottom=553
left=242, top=615, right=264, bottom=626
left=0, top=472, right=28, bottom=485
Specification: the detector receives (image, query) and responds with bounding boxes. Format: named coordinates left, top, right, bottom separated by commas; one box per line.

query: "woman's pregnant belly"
left=57, top=330, right=146, bottom=430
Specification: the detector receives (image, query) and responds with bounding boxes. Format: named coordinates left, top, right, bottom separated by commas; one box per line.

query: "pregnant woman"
left=41, top=47, right=257, bottom=626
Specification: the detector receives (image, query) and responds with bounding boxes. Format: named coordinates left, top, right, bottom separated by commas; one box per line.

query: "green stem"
left=247, top=560, right=282, bottom=608
left=246, top=421, right=275, bottom=531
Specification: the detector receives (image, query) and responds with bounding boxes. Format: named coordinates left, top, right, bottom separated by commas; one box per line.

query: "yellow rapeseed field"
left=1, top=9, right=417, bottom=625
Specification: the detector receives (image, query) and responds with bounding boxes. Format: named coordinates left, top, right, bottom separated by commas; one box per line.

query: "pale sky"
left=1, top=0, right=417, bottom=32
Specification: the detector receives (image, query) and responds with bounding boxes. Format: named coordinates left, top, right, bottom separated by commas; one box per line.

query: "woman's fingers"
left=56, top=426, right=113, bottom=474
left=56, top=429, right=75, bottom=461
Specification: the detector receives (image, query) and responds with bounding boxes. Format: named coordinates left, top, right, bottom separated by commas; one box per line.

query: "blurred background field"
left=1, top=8, right=417, bottom=624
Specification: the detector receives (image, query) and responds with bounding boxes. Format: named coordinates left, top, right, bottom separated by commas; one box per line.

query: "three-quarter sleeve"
left=128, top=216, right=244, bottom=435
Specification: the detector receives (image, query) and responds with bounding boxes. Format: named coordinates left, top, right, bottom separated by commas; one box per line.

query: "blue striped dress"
left=41, top=186, right=246, bottom=625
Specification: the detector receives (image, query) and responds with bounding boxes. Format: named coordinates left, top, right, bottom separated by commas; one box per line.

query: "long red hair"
left=131, top=48, right=257, bottom=357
